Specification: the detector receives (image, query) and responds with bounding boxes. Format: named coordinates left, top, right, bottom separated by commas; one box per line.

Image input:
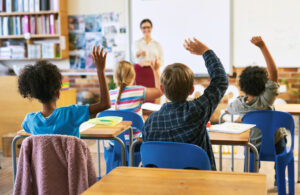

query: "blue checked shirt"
left=142, top=50, right=228, bottom=170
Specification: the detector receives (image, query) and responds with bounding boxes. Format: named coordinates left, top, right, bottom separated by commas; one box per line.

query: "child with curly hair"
left=19, top=45, right=111, bottom=137
left=227, top=36, right=287, bottom=183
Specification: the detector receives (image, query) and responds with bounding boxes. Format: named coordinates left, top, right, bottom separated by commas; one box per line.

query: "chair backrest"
left=98, top=110, right=144, bottom=130
left=14, top=135, right=96, bottom=195
left=140, top=141, right=211, bottom=170
left=242, top=110, right=294, bottom=161
left=98, top=110, right=144, bottom=145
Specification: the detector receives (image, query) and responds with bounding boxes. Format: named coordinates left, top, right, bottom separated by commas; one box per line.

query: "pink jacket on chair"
left=13, top=135, right=97, bottom=195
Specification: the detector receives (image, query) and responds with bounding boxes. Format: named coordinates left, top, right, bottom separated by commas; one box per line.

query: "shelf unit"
left=0, top=0, right=69, bottom=61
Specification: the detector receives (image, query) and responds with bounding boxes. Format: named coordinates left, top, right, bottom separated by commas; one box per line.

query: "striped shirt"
left=109, top=85, right=146, bottom=116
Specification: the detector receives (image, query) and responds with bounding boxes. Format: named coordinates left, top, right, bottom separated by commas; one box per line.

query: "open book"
left=209, top=122, right=256, bottom=134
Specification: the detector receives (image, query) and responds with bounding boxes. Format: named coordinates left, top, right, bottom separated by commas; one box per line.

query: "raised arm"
left=251, top=36, right=278, bottom=82
left=145, top=58, right=163, bottom=101
left=184, top=38, right=228, bottom=116
left=89, top=45, right=111, bottom=115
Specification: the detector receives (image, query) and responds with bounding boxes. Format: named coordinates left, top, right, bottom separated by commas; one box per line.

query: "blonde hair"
left=161, top=63, right=194, bottom=102
left=114, top=61, right=136, bottom=106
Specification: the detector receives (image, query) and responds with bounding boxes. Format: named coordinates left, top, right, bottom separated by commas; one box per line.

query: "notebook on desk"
left=142, top=103, right=162, bottom=112
left=210, top=122, right=255, bottom=134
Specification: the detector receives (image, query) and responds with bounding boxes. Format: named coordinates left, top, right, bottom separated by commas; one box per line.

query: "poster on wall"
left=68, top=12, right=126, bottom=70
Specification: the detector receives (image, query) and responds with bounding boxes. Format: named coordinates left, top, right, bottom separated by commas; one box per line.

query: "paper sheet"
left=142, top=103, right=162, bottom=112
left=209, top=122, right=256, bottom=134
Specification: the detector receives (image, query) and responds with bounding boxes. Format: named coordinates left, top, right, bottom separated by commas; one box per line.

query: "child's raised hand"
left=251, top=36, right=265, bottom=48
left=92, top=45, right=107, bottom=72
left=184, top=38, right=210, bottom=55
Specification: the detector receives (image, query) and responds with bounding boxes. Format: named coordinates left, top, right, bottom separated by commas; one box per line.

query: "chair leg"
left=275, top=162, right=287, bottom=195
left=287, top=158, right=295, bottom=195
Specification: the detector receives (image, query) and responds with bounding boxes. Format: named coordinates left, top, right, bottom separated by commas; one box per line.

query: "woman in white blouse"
left=134, top=19, right=163, bottom=103
left=135, top=19, right=163, bottom=68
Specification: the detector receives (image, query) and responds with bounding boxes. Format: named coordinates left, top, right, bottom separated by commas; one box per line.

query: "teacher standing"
left=134, top=19, right=163, bottom=103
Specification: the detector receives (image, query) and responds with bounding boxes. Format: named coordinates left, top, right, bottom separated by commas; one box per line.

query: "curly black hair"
left=239, top=66, right=268, bottom=96
left=18, top=60, right=62, bottom=103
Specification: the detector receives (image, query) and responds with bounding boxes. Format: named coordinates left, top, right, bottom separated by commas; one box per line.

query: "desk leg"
left=298, top=116, right=300, bottom=183
left=219, top=145, right=222, bottom=171
left=129, top=140, right=142, bottom=167
left=129, top=127, right=133, bottom=148
left=231, top=145, right=234, bottom=171
left=113, top=137, right=126, bottom=166
left=247, top=143, right=259, bottom=172
left=12, top=135, right=26, bottom=183
left=245, top=146, right=249, bottom=172
left=96, top=140, right=101, bottom=178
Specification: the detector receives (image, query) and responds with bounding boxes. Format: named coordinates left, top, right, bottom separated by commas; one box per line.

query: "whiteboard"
left=234, top=0, right=300, bottom=67
left=130, top=0, right=232, bottom=75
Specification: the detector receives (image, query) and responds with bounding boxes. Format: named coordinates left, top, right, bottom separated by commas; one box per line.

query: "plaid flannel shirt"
left=142, top=50, right=228, bottom=170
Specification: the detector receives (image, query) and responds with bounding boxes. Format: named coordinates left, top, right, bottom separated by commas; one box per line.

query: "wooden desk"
left=80, top=121, right=132, bottom=138
left=12, top=121, right=133, bottom=182
left=209, top=130, right=250, bottom=145
left=275, top=104, right=300, bottom=183
left=82, top=167, right=267, bottom=195
left=209, top=129, right=258, bottom=172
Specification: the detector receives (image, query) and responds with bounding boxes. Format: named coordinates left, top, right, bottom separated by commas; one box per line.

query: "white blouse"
left=135, top=38, right=164, bottom=65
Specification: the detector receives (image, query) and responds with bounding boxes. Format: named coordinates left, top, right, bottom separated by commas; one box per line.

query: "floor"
left=1, top=139, right=300, bottom=195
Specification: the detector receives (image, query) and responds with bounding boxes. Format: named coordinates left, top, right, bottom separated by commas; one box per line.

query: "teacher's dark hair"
left=140, top=19, right=153, bottom=28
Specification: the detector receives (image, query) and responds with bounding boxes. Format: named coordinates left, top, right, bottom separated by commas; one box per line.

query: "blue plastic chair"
left=140, top=141, right=211, bottom=170
left=97, top=110, right=144, bottom=174
left=243, top=110, right=295, bottom=195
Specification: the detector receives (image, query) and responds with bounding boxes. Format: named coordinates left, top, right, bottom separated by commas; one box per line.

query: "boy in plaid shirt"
left=142, top=38, right=228, bottom=170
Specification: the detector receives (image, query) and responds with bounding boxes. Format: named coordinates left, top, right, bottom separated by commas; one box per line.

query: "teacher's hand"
left=137, top=50, right=146, bottom=58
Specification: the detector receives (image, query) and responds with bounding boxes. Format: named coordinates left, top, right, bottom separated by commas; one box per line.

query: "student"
left=109, top=60, right=162, bottom=115
left=19, top=45, right=111, bottom=137
left=142, top=38, right=229, bottom=170
left=227, top=36, right=287, bottom=183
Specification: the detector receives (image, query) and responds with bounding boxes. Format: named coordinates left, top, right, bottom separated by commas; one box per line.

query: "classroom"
left=0, top=0, right=300, bottom=194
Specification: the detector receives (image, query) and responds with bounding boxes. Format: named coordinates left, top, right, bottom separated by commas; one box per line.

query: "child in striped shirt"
left=110, top=60, right=162, bottom=115
left=104, top=60, right=162, bottom=172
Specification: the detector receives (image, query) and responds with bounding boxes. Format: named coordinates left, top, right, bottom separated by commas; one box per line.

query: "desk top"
left=80, top=121, right=132, bottom=138
left=17, top=121, right=132, bottom=138
left=209, top=129, right=250, bottom=145
left=82, top=167, right=267, bottom=195
left=275, top=104, right=300, bottom=115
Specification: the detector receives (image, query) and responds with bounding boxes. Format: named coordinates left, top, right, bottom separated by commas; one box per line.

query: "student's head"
left=161, top=63, right=194, bottom=102
left=239, top=66, right=268, bottom=96
left=114, top=61, right=136, bottom=103
left=140, top=19, right=152, bottom=37
left=18, top=60, right=62, bottom=104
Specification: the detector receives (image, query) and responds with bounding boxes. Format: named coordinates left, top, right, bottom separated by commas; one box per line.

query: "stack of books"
left=0, top=0, right=59, bottom=12
left=61, top=78, right=69, bottom=90
left=0, top=14, right=59, bottom=36
left=27, top=39, right=60, bottom=59
left=0, top=40, right=25, bottom=59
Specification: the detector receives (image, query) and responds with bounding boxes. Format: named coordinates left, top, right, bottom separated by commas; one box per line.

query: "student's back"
left=142, top=38, right=228, bottom=170
left=20, top=45, right=111, bottom=137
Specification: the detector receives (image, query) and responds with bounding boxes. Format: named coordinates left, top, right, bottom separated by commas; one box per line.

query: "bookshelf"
left=0, top=0, right=69, bottom=61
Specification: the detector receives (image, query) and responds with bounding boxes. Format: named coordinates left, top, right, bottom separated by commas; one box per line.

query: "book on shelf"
left=27, top=44, right=41, bottom=58
left=24, top=0, right=29, bottom=12
left=18, top=0, right=24, bottom=12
